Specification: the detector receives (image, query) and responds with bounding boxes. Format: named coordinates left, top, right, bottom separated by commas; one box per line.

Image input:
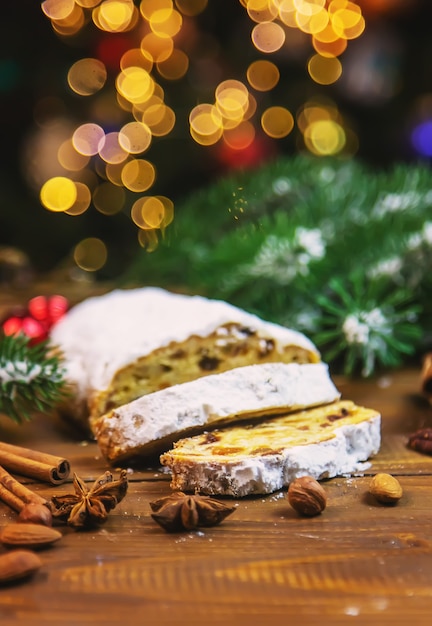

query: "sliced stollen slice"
left=49, top=287, right=321, bottom=428
left=91, top=362, right=340, bottom=463
left=160, top=400, right=381, bottom=497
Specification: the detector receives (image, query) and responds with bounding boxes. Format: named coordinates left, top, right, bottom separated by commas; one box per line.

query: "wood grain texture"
left=2, top=359, right=432, bottom=624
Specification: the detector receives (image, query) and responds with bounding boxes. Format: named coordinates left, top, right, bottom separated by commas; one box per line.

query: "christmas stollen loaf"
left=91, top=362, right=341, bottom=463
left=160, top=400, right=381, bottom=497
left=49, top=287, right=320, bottom=428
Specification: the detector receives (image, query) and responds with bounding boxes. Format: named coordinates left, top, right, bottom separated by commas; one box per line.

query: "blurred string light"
left=38, top=0, right=366, bottom=270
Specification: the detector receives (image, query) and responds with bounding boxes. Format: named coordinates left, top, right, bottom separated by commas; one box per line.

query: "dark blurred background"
left=1, top=0, right=432, bottom=278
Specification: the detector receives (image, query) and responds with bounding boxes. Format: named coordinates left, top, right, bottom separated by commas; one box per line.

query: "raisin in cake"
left=91, top=362, right=340, bottom=463
left=49, top=287, right=320, bottom=428
left=160, top=400, right=381, bottom=497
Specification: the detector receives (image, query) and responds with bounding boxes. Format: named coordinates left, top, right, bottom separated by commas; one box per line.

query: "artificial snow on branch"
left=125, top=155, right=431, bottom=376
left=0, top=335, right=66, bottom=424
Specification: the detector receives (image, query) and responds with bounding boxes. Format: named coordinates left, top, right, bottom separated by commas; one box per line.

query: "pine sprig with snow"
left=315, top=276, right=421, bottom=377
left=125, top=155, right=432, bottom=376
left=0, top=334, right=66, bottom=423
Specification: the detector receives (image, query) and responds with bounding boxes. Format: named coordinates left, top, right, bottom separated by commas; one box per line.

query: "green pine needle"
left=123, top=154, right=432, bottom=377
left=315, top=276, right=421, bottom=376
left=0, top=334, right=66, bottom=424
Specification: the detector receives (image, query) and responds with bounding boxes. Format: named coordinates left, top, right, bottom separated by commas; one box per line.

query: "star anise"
left=149, top=491, right=236, bottom=533
left=49, top=470, right=128, bottom=529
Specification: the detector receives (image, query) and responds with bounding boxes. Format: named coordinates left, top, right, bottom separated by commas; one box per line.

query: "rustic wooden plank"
left=2, top=361, right=432, bottom=624
left=2, top=475, right=432, bottom=624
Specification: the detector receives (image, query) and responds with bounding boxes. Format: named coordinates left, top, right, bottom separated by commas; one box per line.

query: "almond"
left=0, top=550, right=42, bottom=585
left=0, top=523, right=62, bottom=549
left=369, top=473, right=403, bottom=504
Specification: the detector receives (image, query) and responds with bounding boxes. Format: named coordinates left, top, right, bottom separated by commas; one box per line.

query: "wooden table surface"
left=1, top=366, right=432, bottom=626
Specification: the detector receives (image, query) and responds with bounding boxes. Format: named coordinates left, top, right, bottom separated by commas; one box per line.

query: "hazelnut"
left=18, top=503, right=53, bottom=527
left=287, top=476, right=327, bottom=517
left=369, top=473, right=403, bottom=504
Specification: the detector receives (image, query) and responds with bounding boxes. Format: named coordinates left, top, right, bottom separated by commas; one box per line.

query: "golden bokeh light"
left=72, top=123, right=105, bottom=156
left=296, top=8, right=329, bottom=35
left=50, top=3, right=85, bottom=35
left=93, top=0, right=137, bottom=33
left=131, top=196, right=162, bottom=229
left=105, top=160, right=130, bottom=186
left=119, top=121, right=152, bottom=154
left=116, top=67, right=155, bottom=104
left=74, top=237, right=108, bottom=271
left=132, top=195, right=174, bottom=232
left=40, top=176, right=78, bottom=212
left=75, top=0, right=100, bottom=7
left=149, top=8, right=183, bottom=38
left=247, top=59, right=280, bottom=91
left=157, top=195, right=175, bottom=229
left=67, top=58, right=107, bottom=96
left=297, top=101, right=333, bottom=133
left=156, top=49, right=189, bottom=80
left=189, top=103, right=223, bottom=136
left=215, top=80, right=250, bottom=122
left=312, top=34, right=347, bottom=57
left=261, top=106, right=294, bottom=138
left=120, top=48, right=154, bottom=73
left=251, top=21, right=286, bottom=53
left=140, top=0, right=173, bottom=21
left=141, top=196, right=165, bottom=228
left=140, top=99, right=165, bottom=126
left=140, top=32, right=174, bottom=63
left=304, top=118, right=346, bottom=155
left=40, top=0, right=366, bottom=266
left=121, top=159, right=156, bottom=192
left=98, top=131, right=129, bottom=164
left=246, top=0, right=279, bottom=23
left=313, top=21, right=340, bottom=43
left=278, top=0, right=299, bottom=28
left=190, top=124, right=223, bottom=146
left=41, top=0, right=75, bottom=20
left=147, top=105, right=176, bottom=137
left=65, top=182, right=92, bottom=216
left=174, top=0, right=208, bottom=17
left=308, top=54, right=342, bottom=84
left=57, top=139, right=90, bottom=171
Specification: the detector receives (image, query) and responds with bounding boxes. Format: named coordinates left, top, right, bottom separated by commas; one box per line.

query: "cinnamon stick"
left=0, top=464, right=47, bottom=511
left=0, top=441, right=70, bottom=485
left=0, top=482, right=24, bottom=512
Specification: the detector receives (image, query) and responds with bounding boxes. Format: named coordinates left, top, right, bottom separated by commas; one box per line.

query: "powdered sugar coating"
left=50, top=287, right=320, bottom=403
left=164, top=415, right=381, bottom=497
left=93, top=362, right=340, bottom=462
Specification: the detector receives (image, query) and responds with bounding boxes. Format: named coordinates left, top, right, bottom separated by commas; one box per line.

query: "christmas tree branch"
left=0, top=334, right=66, bottom=424
left=124, top=155, right=431, bottom=376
